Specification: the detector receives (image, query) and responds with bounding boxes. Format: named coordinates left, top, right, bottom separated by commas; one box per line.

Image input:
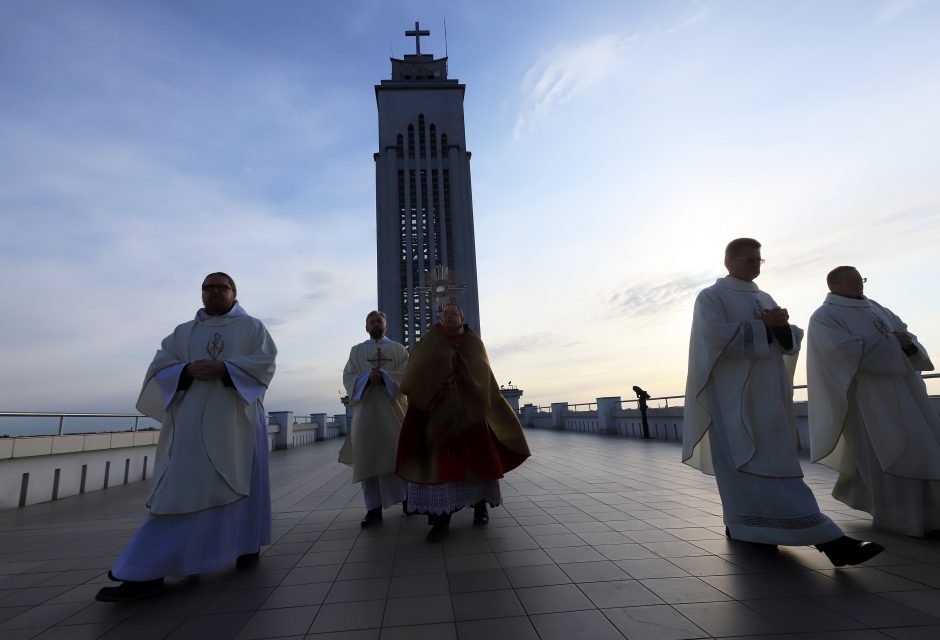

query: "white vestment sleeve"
left=807, top=307, right=863, bottom=469
left=879, top=303, right=935, bottom=371
left=225, top=362, right=267, bottom=405
left=353, top=371, right=371, bottom=401
left=153, top=363, right=187, bottom=411
left=380, top=370, right=399, bottom=398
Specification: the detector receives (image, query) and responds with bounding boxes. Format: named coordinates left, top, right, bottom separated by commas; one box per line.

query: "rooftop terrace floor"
left=1, top=430, right=939, bottom=640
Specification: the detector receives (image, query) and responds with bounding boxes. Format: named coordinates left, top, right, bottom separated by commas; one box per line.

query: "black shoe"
left=426, top=522, right=450, bottom=543
left=236, top=551, right=260, bottom=568
left=925, top=530, right=940, bottom=540
left=361, top=507, right=383, bottom=528
left=402, top=499, right=411, bottom=515
left=95, top=578, right=164, bottom=602
left=816, top=536, right=885, bottom=567
left=107, top=570, right=120, bottom=582
left=473, top=501, right=489, bottom=526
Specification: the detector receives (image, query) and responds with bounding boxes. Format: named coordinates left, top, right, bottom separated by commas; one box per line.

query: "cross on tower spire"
left=405, top=21, right=430, bottom=55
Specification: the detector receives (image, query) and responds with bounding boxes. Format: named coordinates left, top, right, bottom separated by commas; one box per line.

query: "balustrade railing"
left=0, top=412, right=159, bottom=437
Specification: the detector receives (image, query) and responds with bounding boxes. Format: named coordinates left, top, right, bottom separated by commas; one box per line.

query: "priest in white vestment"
left=808, top=266, right=940, bottom=538
left=97, top=272, right=276, bottom=602
left=684, top=239, right=883, bottom=566
left=338, top=310, right=409, bottom=527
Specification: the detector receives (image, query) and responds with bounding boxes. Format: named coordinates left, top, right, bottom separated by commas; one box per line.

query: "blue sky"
left=2, top=0, right=939, bottom=433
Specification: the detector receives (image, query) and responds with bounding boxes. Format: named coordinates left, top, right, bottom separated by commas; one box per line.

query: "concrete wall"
left=0, top=414, right=352, bottom=511
left=0, top=436, right=159, bottom=510
left=1, top=424, right=283, bottom=511
left=522, top=395, right=940, bottom=452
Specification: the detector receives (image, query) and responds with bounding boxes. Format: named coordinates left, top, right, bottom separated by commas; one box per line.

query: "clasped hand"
left=188, top=359, right=226, bottom=380
left=893, top=331, right=913, bottom=349
left=760, top=307, right=789, bottom=329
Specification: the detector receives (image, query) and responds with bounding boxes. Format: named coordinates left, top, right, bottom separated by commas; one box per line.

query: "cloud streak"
left=513, top=34, right=629, bottom=139
left=607, top=274, right=714, bottom=319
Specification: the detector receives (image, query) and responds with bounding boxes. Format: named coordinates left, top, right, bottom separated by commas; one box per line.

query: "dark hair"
left=724, top=238, right=761, bottom=260
left=826, top=266, right=857, bottom=285
left=204, top=272, right=236, bottom=294
left=366, top=310, right=387, bottom=321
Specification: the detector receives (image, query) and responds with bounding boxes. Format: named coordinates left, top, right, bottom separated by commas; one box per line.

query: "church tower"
left=374, top=22, right=481, bottom=347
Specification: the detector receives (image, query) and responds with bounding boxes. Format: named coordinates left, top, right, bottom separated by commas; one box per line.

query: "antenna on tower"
left=444, top=17, right=449, bottom=57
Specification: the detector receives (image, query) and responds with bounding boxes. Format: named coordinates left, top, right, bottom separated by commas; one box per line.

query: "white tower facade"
left=374, top=23, right=480, bottom=347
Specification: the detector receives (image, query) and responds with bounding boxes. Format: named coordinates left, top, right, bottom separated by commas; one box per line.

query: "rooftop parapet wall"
left=0, top=415, right=352, bottom=512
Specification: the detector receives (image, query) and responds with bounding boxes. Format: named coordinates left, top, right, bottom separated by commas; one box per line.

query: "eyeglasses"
left=839, top=277, right=867, bottom=284
left=734, top=257, right=766, bottom=265
left=202, top=284, right=232, bottom=292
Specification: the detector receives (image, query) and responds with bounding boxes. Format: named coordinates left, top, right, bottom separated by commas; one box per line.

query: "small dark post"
left=633, top=385, right=651, bottom=439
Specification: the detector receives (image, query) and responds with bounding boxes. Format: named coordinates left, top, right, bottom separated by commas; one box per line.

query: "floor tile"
left=503, top=564, right=571, bottom=588
left=382, top=594, right=452, bottom=626
left=451, top=589, right=525, bottom=621
left=529, top=609, right=625, bottom=640
left=602, top=605, right=707, bottom=640
left=639, top=576, right=732, bottom=604
left=233, top=606, right=320, bottom=640
left=325, top=578, right=389, bottom=604
left=578, top=579, right=663, bottom=608
left=673, top=601, right=781, bottom=637
left=379, top=622, right=455, bottom=639
left=387, top=573, right=449, bottom=598
left=261, top=583, right=331, bottom=609
left=514, top=583, right=595, bottom=615
left=308, top=600, right=385, bottom=634
left=455, top=615, right=539, bottom=640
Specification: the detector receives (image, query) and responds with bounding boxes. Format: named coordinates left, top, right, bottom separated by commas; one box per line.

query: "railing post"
left=596, top=397, right=621, bottom=435
left=311, top=413, right=327, bottom=441
left=269, top=411, right=294, bottom=450
left=133, top=416, right=139, bottom=432
left=521, top=404, right=537, bottom=428
left=550, top=403, right=568, bottom=430
left=58, top=416, right=65, bottom=436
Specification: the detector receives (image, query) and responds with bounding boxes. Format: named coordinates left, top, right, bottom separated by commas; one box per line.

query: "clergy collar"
left=366, top=336, right=391, bottom=344
left=716, top=276, right=760, bottom=292
left=824, top=292, right=870, bottom=308
left=196, top=302, right=247, bottom=324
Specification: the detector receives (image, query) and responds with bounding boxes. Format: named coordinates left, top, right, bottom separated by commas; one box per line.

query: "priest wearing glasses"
left=97, top=272, right=276, bottom=602
left=683, top=239, right=884, bottom=566
left=808, top=266, right=940, bottom=538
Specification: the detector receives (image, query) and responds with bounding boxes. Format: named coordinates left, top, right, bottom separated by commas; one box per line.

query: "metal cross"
left=367, top=347, right=393, bottom=371
left=405, top=21, right=430, bottom=55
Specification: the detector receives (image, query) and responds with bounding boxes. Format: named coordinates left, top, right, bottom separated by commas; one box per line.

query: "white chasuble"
left=684, top=277, right=804, bottom=478
left=338, top=337, right=409, bottom=483
left=808, top=294, right=940, bottom=536
left=137, top=304, right=276, bottom=515
left=684, top=277, right=841, bottom=545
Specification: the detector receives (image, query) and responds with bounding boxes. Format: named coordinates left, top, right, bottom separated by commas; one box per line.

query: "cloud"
left=488, top=331, right=560, bottom=358
left=513, top=34, right=628, bottom=139
left=608, top=273, right=714, bottom=319
left=511, top=4, right=712, bottom=139
left=880, top=0, right=928, bottom=20
left=664, top=1, right=711, bottom=35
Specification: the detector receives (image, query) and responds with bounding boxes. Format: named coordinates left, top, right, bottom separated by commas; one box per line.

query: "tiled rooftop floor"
left=1, top=430, right=939, bottom=639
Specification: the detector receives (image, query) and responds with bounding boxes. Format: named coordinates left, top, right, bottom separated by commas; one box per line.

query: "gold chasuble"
left=396, top=324, right=530, bottom=484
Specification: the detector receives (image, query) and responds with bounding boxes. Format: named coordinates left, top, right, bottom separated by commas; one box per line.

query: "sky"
left=2, top=0, right=939, bottom=435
